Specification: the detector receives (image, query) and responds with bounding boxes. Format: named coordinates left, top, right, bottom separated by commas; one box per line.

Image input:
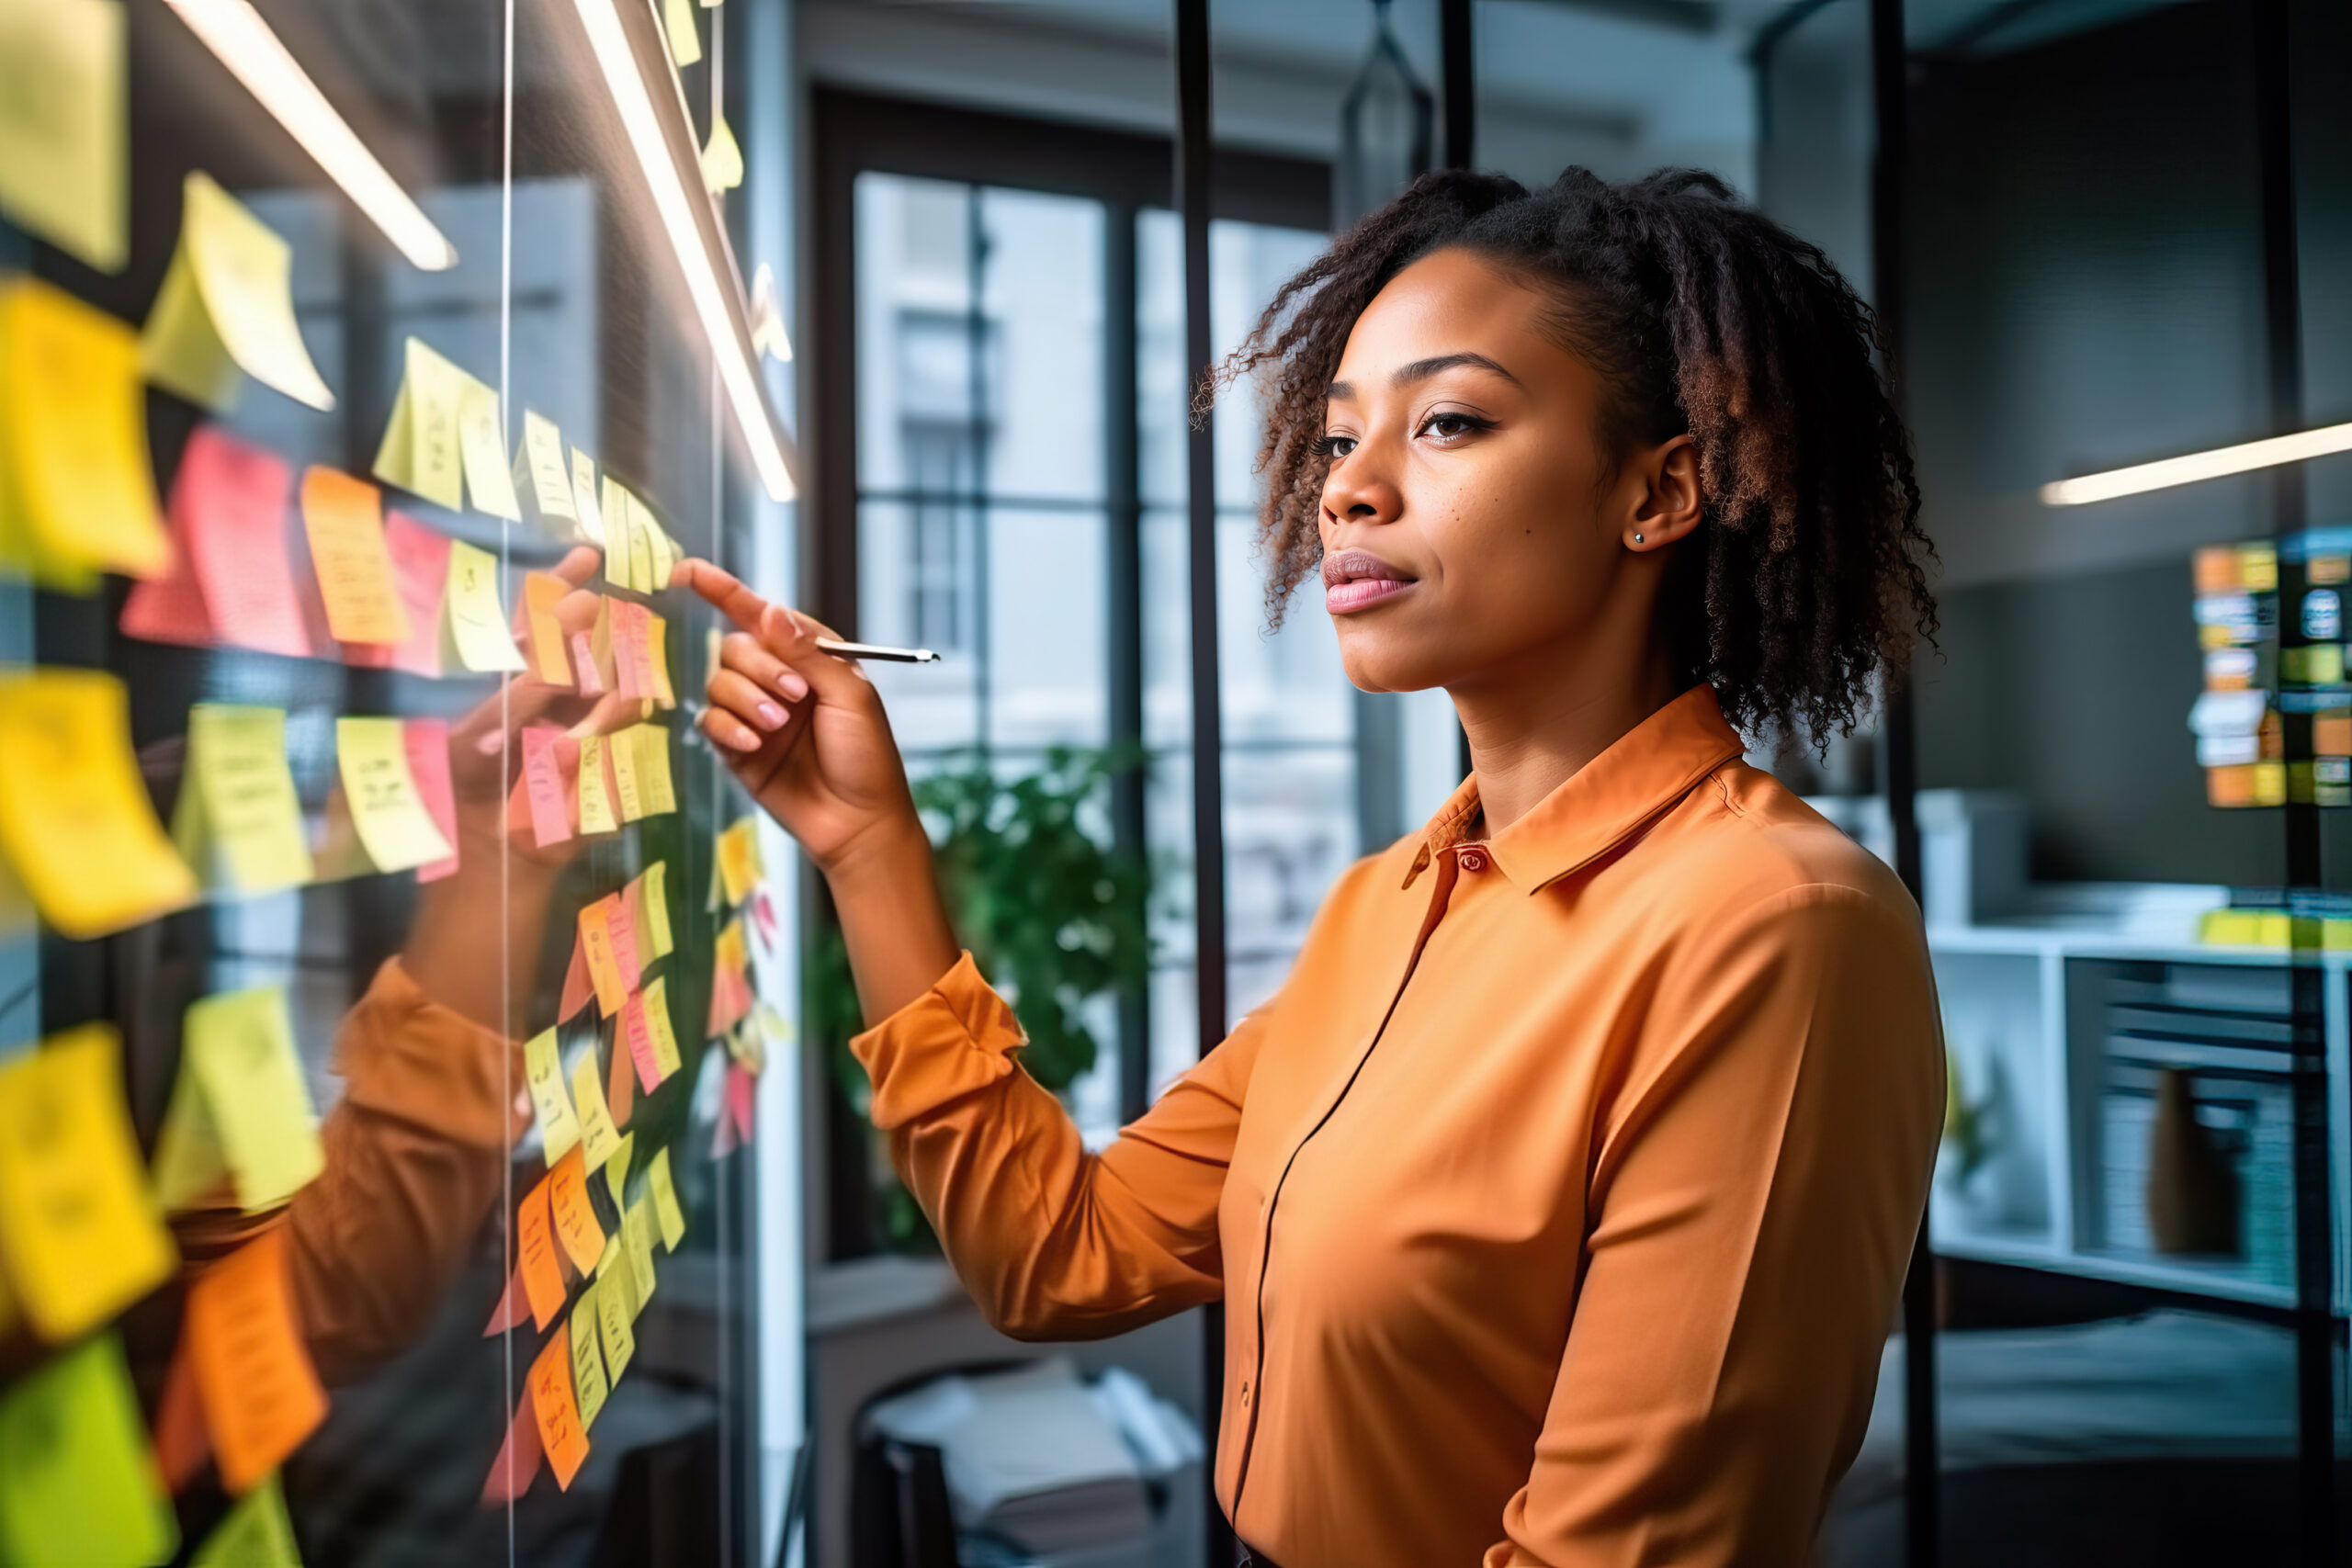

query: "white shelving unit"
left=1927, top=888, right=2352, bottom=1315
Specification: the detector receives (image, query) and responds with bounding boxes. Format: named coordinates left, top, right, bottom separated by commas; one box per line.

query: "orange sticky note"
left=298, top=467, right=409, bottom=645
left=522, top=572, right=573, bottom=685
left=345, top=510, right=447, bottom=674
left=578, top=897, right=626, bottom=1017
left=607, top=886, right=641, bottom=993
left=184, top=1227, right=327, bottom=1495
left=515, top=1175, right=567, bottom=1330
left=546, top=1147, right=606, bottom=1278
left=527, top=1328, right=590, bottom=1491
left=120, top=426, right=310, bottom=658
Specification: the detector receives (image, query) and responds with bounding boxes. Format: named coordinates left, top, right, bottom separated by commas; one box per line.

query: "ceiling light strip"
left=2041, top=421, right=2352, bottom=507
left=163, top=0, right=459, bottom=272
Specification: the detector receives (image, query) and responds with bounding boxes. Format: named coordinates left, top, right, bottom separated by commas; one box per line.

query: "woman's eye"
left=1318, top=433, right=1357, bottom=458
left=1421, top=412, right=1487, bottom=443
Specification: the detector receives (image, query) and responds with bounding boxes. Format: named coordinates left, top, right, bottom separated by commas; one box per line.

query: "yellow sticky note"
left=570, top=1287, right=610, bottom=1431
left=370, top=337, right=466, bottom=512
left=605, top=1131, right=634, bottom=1207
left=0, top=0, right=126, bottom=272
left=594, top=1256, right=637, bottom=1380
left=602, top=477, right=638, bottom=592
left=577, top=735, right=616, bottom=835
left=526, top=1028, right=581, bottom=1165
left=299, top=467, right=411, bottom=646
left=0, top=1026, right=177, bottom=1342
left=647, top=1146, right=685, bottom=1252
left=0, top=1335, right=179, bottom=1568
left=624, top=491, right=658, bottom=598
left=335, top=716, right=454, bottom=874
left=623, top=1196, right=659, bottom=1304
left=0, top=670, right=195, bottom=939
left=457, top=378, right=521, bottom=521
left=717, top=818, right=762, bottom=906
left=444, top=539, right=526, bottom=672
left=701, top=115, right=743, bottom=194
left=572, top=1050, right=622, bottom=1174
left=571, top=448, right=605, bottom=547
left=636, top=863, right=673, bottom=960
left=173, top=704, right=313, bottom=895
left=141, top=172, right=334, bottom=412
left=645, top=613, right=676, bottom=708
left=608, top=725, right=646, bottom=823
left=190, top=1471, right=300, bottom=1568
left=518, top=411, right=576, bottom=528
left=642, top=976, right=683, bottom=1082
left=635, top=724, right=677, bottom=816
left=177, top=986, right=322, bottom=1213
left=664, top=0, right=702, bottom=65
left=0, top=278, right=169, bottom=588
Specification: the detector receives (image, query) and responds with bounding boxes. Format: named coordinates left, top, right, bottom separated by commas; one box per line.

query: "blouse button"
left=1458, top=847, right=1488, bottom=873
left=1240, top=1382, right=1250, bottom=1405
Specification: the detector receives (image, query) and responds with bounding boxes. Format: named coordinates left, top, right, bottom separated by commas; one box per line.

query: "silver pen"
left=813, top=637, right=939, bottom=664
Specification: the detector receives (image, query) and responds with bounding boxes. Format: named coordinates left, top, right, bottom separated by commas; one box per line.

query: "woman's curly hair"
left=1216, top=165, right=1936, bottom=745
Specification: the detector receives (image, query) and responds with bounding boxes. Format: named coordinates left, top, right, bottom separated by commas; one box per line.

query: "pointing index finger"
left=675, top=558, right=774, bottom=637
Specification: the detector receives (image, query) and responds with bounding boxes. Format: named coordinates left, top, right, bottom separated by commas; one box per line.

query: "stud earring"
left=1633, top=533, right=1645, bottom=545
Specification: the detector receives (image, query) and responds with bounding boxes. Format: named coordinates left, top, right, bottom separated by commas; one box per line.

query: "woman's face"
left=1315, top=246, right=1687, bottom=698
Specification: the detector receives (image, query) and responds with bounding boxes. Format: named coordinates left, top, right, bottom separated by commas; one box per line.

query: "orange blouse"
left=852, top=685, right=1945, bottom=1566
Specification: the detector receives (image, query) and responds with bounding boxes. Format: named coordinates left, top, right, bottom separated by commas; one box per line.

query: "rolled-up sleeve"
left=1489, top=886, right=1944, bottom=1567
left=852, top=951, right=1264, bottom=1339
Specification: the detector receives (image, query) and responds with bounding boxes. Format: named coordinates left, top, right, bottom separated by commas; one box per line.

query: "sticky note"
left=609, top=600, right=648, bottom=702
left=457, top=379, right=521, bottom=521
left=345, top=510, right=447, bottom=675
left=594, top=1259, right=637, bottom=1381
left=336, top=716, right=455, bottom=873
left=190, top=1471, right=301, bottom=1568
left=571, top=631, right=607, bottom=696
left=718, top=818, right=763, bottom=906
left=141, top=172, right=335, bottom=412
left=480, top=1395, right=543, bottom=1506
left=623, top=1197, right=659, bottom=1304
left=598, top=1231, right=642, bottom=1325
left=606, top=1024, right=637, bottom=1129
left=176, top=987, right=322, bottom=1213
left=645, top=612, right=677, bottom=707
left=370, top=337, right=465, bottom=511
left=517, top=411, right=576, bottom=530
left=570, top=1287, right=609, bottom=1430
left=608, top=720, right=647, bottom=823
left=299, top=467, right=410, bottom=646
left=173, top=704, right=313, bottom=895
left=523, top=572, right=574, bottom=685
left=709, top=918, right=753, bottom=1036
left=636, top=724, right=678, bottom=816
left=402, top=717, right=460, bottom=883
left=607, top=888, right=642, bottom=993
left=559, top=932, right=594, bottom=1021
left=628, top=863, right=673, bottom=963
left=572, top=1050, right=622, bottom=1174
left=647, top=977, right=684, bottom=1082
left=664, top=0, right=702, bottom=65
left=525, top=1029, right=580, bottom=1164
left=0, top=671, right=196, bottom=939
left=623, top=491, right=659, bottom=597
left=0, top=279, right=169, bottom=587
left=605, top=1132, right=635, bottom=1207
left=0, top=0, right=126, bottom=272
left=579, top=897, right=626, bottom=1017
left=602, top=477, right=637, bottom=591
left=576, top=736, right=616, bottom=836
left=0, top=1335, right=177, bottom=1568
left=619, top=992, right=661, bottom=1095
left=702, top=115, right=743, bottom=193
left=516, top=1175, right=567, bottom=1330
left=570, top=448, right=605, bottom=547
left=186, top=1227, right=329, bottom=1495
left=547, top=1147, right=607, bottom=1276
left=528, top=1329, right=590, bottom=1491
left=444, top=539, right=526, bottom=672
left=119, top=426, right=310, bottom=658
left=648, top=1146, right=685, bottom=1252
left=728, top=1061, right=758, bottom=1145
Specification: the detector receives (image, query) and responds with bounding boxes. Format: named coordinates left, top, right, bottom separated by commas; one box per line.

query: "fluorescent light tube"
left=571, top=0, right=797, bottom=503
left=162, top=0, right=459, bottom=272
left=2041, top=421, right=2352, bottom=507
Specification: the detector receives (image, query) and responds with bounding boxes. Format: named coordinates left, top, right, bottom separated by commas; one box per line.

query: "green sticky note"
left=0, top=1336, right=179, bottom=1568
left=191, top=1471, right=301, bottom=1568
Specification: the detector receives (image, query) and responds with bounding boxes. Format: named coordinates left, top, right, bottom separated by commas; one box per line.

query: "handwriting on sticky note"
left=402, top=717, right=460, bottom=883
left=624, top=1197, right=659, bottom=1305
left=648, top=1146, right=685, bottom=1252
left=637, top=724, right=678, bottom=818
left=523, top=571, right=574, bottom=685
left=528, top=1330, right=590, bottom=1491
left=519, top=725, right=573, bottom=851
left=570, top=449, right=605, bottom=547
left=607, top=888, right=642, bottom=992
left=519, top=411, right=576, bottom=529
left=577, top=736, right=616, bottom=836
left=525, top=1029, right=581, bottom=1165
left=457, top=378, right=521, bottom=522
left=570, top=1286, right=609, bottom=1431
left=344, top=510, right=447, bottom=675
left=0, top=670, right=196, bottom=940
left=608, top=720, right=646, bottom=822
left=579, top=897, right=626, bottom=1017
left=335, top=716, right=454, bottom=874
left=0, top=0, right=127, bottom=273
left=186, top=1226, right=328, bottom=1495
left=1, top=278, right=168, bottom=588
left=547, top=1147, right=607, bottom=1277
left=594, top=1260, right=637, bottom=1381
left=445, top=539, right=525, bottom=672
left=573, top=1050, right=622, bottom=1173
left=299, top=468, right=410, bottom=646
left=621, top=993, right=661, bottom=1095
left=643, top=976, right=684, bottom=1083
left=142, top=172, right=334, bottom=412
left=0, top=1027, right=175, bottom=1343
left=369, top=337, right=465, bottom=511
left=173, top=704, right=313, bottom=894
left=516, top=1175, right=568, bottom=1331
left=182, top=985, right=322, bottom=1213
left=635, top=863, right=674, bottom=960
left=0, top=1335, right=178, bottom=1568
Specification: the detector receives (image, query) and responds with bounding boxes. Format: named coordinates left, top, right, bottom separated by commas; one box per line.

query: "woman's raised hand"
left=673, top=558, right=922, bottom=874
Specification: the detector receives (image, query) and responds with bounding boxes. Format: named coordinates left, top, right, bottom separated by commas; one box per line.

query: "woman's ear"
left=1624, top=435, right=1702, bottom=552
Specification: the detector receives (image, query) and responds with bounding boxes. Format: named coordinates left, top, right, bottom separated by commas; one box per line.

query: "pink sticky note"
left=119, top=506, right=211, bottom=648
left=621, top=990, right=662, bottom=1093
left=481, top=1393, right=545, bottom=1506
left=519, top=725, right=573, bottom=849
left=570, top=632, right=606, bottom=697
left=728, top=1061, right=756, bottom=1143
left=750, top=889, right=778, bottom=945
left=611, top=603, right=648, bottom=703
left=403, top=718, right=460, bottom=882
left=480, top=1265, right=530, bottom=1338
left=123, top=427, right=311, bottom=658
left=607, top=889, right=641, bottom=992
left=708, top=961, right=753, bottom=1039
left=346, top=511, right=449, bottom=675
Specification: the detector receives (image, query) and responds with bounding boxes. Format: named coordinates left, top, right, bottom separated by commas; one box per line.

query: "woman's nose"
left=1320, top=453, right=1402, bottom=528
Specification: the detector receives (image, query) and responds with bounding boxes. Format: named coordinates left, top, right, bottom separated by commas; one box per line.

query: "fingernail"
left=775, top=668, right=809, bottom=700
left=474, top=730, right=504, bottom=756
left=754, top=701, right=786, bottom=731
left=728, top=726, right=763, bottom=752
left=782, top=606, right=808, bottom=638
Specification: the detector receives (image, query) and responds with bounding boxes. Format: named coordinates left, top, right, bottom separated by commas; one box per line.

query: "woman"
left=685, top=167, right=1944, bottom=1567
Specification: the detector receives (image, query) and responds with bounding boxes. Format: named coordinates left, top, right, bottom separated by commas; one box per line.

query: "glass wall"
left=0, top=0, right=794, bottom=1563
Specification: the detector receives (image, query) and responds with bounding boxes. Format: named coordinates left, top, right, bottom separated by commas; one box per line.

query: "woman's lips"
left=1325, top=575, right=1416, bottom=614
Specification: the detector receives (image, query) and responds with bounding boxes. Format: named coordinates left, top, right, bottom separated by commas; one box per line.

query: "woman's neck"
left=1451, top=635, right=1684, bottom=835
